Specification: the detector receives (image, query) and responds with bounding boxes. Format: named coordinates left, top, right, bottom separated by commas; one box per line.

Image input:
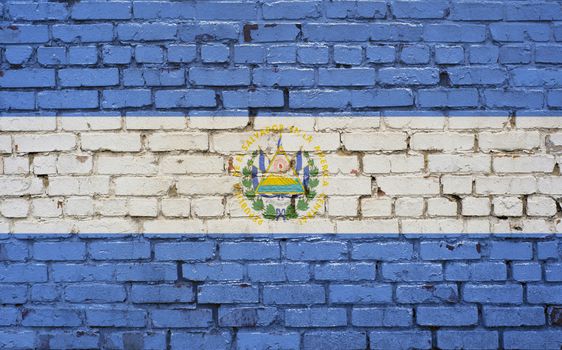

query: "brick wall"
left=1, top=0, right=562, bottom=349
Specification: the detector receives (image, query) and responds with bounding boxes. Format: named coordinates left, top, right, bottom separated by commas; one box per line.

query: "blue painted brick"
left=393, top=0, right=448, bottom=19
left=38, top=90, right=98, bottom=109
left=334, top=45, right=363, bottom=65
left=86, top=308, right=146, bottom=327
left=154, top=242, right=215, bottom=261
left=263, top=284, right=324, bottom=304
left=117, top=23, right=177, bottom=41
left=234, top=45, right=265, bottom=64
left=546, top=263, right=562, bottom=281
left=43, top=332, right=100, bottom=350
left=244, top=24, right=299, bottom=43
left=448, top=67, right=506, bottom=85
left=103, top=45, right=132, bottom=64
left=378, top=68, right=439, bottom=85
left=133, top=1, right=195, bottom=20
left=105, top=332, right=166, bottom=350
left=286, top=241, right=347, bottom=261
left=352, top=242, right=413, bottom=260
left=490, top=24, right=550, bottom=42
left=59, top=68, right=118, bottom=88
left=33, top=242, right=85, bottom=261
left=424, top=24, right=486, bottom=42
left=504, top=331, right=562, bottom=349
left=435, top=46, right=464, bottom=64
left=112, top=263, right=177, bottom=282
left=124, top=69, right=185, bottom=87
left=71, top=1, right=131, bottom=20
left=556, top=24, right=562, bottom=41
left=68, top=46, right=97, bottom=65
left=326, top=1, right=386, bottom=19
left=445, top=262, right=507, bottom=281
left=248, top=263, right=309, bottom=282
left=416, top=306, right=478, bottom=326
left=52, top=24, right=114, bottom=43
left=512, top=262, right=542, bottom=281
left=314, top=263, right=375, bottom=281
left=420, top=241, right=481, bottom=260
left=319, top=68, right=375, bottom=86
left=396, top=284, right=458, bottom=303
left=285, top=308, right=347, bottom=327
left=236, top=332, right=300, bottom=350
left=198, top=284, right=259, bottom=304
left=0, top=332, right=35, bottom=349
left=382, top=263, right=442, bottom=282
left=485, top=89, right=544, bottom=109
left=484, top=306, right=545, bottom=327
left=352, top=307, right=412, bottom=327
left=7, top=2, right=67, bottom=20
left=171, top=332, right=231, bottom=350
left=37, top=47, right=67, bottom=65
left=304, top=331, right=366, bottom=349
left=89, top=241, right=151, bottom=260
left=0, top=24, right=49, bottom=44
left=220, top=242, right=280, bottom=260
left=201, top=44, right=229, bottom=63
left=4, top=46, right=33, bottom=65
left=190, top=68, right=250, bottom=86
left=183, top=262, right=244, bottom=281
left=64, top=284, right=126, bottom=303
left=167, top=45, right=196, bottom=63
left=329, top=284, right=392, bottom=304
left=418, top=89, right=479, bottom=108
left=370, top=331, right=432, bottom=350
left=267, top=45, right=297, bottom=64
left=195, top=1, right=257, bottom=20
left=536, top=45, right=562, bottom=64
left=51, top=263, right=115, bottom=282
left=0, top=69, right=55, bottom=88
left=0, top=307, right=18, bottom=326
left=351, top=89, right=414, bottom=107
left=218, top=307, right=277, bottom=327
left=180, top=22, right=239, bottom=42
left=400, top=45, right=430, bottom=64
left=548, top=90, right=562, bottom=107
left=437, top=330, right=499, bottom=350
left=135, top=46, right=163, bottom=64
left=469, top=45, right=499, bottom=64
left=154, top=90, right=216, bottom=108
left=490, top=241, right=532, bottom=260
left=150, top=309, right=213, bottom=328
left=102, top=90, right=151, bottom=108
left=22, top=308, right=82, bottom=327
left=505, top=2, right=562, bottom=21
left=222, top=90, right=284, bottom=108
left=511, top=68, right=562, bottom=87
left=499, top=45, right=532, bottom=64
left=131, top=284, right=194, bottom=304
left=464, top=284, right=523, bottom=304
left=31, top=284, right=59, bottom=302
left=297, top=45, right=329, bottom=64
left=450, top=2, right=503, bottom=21
left=0, top=92, right=34, bottom=110
left=538, top=241, right=559, bottom=259
left=0, top=241, right=28, bottom=261
left=366, top=45, right=396, bottom=63
left=263, top=1, right=320, bottom=20
left=0, top=285, right=27, bottom=304
left=254, top=68, right=315, bottom=87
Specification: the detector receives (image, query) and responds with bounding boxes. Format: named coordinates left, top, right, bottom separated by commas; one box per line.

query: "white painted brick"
left=176, top=176, right=238, bottom=195
left=125, top=116, right=186, bottom=130
left=57, top=154, right=92, bottom=174
left=0, top=198, right=29, bottom=218
left=336, top=219, right=399, bottom=234
left=325, top=154, right=359, bottom=175
left=12, top=219, right=73, bottom=234
left=189, top=116, right=249, bottom=130
left=128, top=198, right=158, bottom=217
left=518, top=219, right=553, bottom=233
left=442, top=176, right=473, bottom=195
left=192, top=197, right=224, bottom=217
left=325, top=176, right=371, bottom=195
left=0, top=117, right=56, bottom=131
left=493, top=155, right=556, bottom=173
left=160, top=155, right=224, bottom=174
left=81, top=133, right=142, bottom=152
left=142, top=219, right=205, bottom=233
left=95, top=199, right=128, bottom=217
left=462, top=197, right=490, bottom=216
left=364, top=154, right=424, bottom=173
left=385, top=116, right=445, bottom=129
left=448, top=117, right=508, bottom=129
left=475, top=176, right=536, bottom=195
left=464, top=219, right=491, bottom=234
left=148, top=132, right=208, bottom=151
left=206, top=218, right=261, bottom=233
left=0, top=176, right=43, bottom=196
left=411, top=132, right=474, bottom=152
left=114, top=177, right=173, bottom=196
left=0, top=136, right=11, bottom=153
left=427, top=198, right=457, bottom=217
left=226, top=197, right=247, bottom=217
left=48, top=176, right=110, bottom=196
left=479, top=131, right=541, bottom=152
left=33, top=155, right=57, bottom=175
left=14, top=134, right=76, bottom=153
left=254, top=117, right=314, bottom=131
left=161, top=198, right=190, bottom=217
left=64, top=197, right=94, bottom=217
left=428, top=154, right=491, bottom=173
left=492, top=197, right=523, bottom=217
left=256, top=219, right=335, bottom=234
left=549, top=133, right=562, bottom=146
left=316, top=116, right=379, bottom=130
left=75, top=218, right=137, bottom=233
left=377, top=176, right=439, bottom=196
left=527, top=196, right=557, bottom=217
left=537, top=176, right=562, bottom=195
left=328, top=196, right=358, bottom=216
left=3, top=156, right=29, bottom=174
left=61, top=117, right=121, bottom=131
left=361, top=197, right=392, bottom=217
left=395, top=197, right=424, bottom=217
left=402, top=219, right=464, bottom=233
left=516, top=117, right=562, bottom=129
left=97, top=155, right=158, bottom=175
left=32, top=198, right=63, bottom=218
left=342, top=132, right=407, bottom=151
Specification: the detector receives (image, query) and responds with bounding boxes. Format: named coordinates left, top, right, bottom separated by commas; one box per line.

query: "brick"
left=154, top=242, right=214, bottom=261
left=490, top=23, right=550, bottom=42
left=475, top=176, right=536, bottom=195
left=0, top=69, right=55, bottom=88
left=34, top=242, right=85, bottom=261
left=155, top=90, right=216, bottom=108
left=198, top=284, right=258, bottom=304
left=254, top=67, right=314, bottom=87
left=7, top=2, right=67, bottom=20
left=117, top=23, right=176, bottom=41
left=382, top=263, right=442, bottom=282
left=304, top=331, right=366, bottom=350
left=201, top=44, right=229, bottom=63
left=0, top=24, right=49, bottom=43
left=53, top=24, right=114, bottom=43
left=220, top=242, right=279, bottom=260
left=378, top=68, right=439, bottom=85
left=424, top=24, right=486, bottom=42
left=103, top=45, right=132, bottom=64
left=445, top=262, right=506, bottom=281
left=22, top=308, right=81, bottom=327
left=485, top=306, right=545, bottom=327
left=248, top=263, right=309, bottom=282
left=286, top=242, right=347, bottom=261
left=504, top=331, right=562, bottom=349
left=218, top=307, right=277, bottom=327
left=65, top=284, right=125, bottom=303
left=315, top=263, right=375, bottom=281
left=396, top=284, right=458, bottom=303
left=86, top=308, right=145, bottom=327
left=377, top=176, right=439, bottom=196
left=82, top=133, right=141, bottom=152
left=416, top=306, right=478, bottom=326
left=183, top=263, right=243, bottom=281
left=319, top=68, right=375, bottom=86
left=400, top=45, right=430, bottom=64
left=352, top=89, right=414, bottom=107
left=189, top=68, right=250, bottom=86
left=484, top=89, right=544, bottom=109
left=68, top=46, right=97, bottom=65
left=124, top=69, right=184, bottom=87
left=222, top=90, right=284, bottom=108
left=171, top=332, right=231, bottom=350
left=297, top=45, right=328, bottom=64
left=370, top=331, right=432, bottom=350
left=237, top=332, right=300, bottom=350
left=89, top=241, right=150, bottom=260
left=285, top=308, right=347, bottom=327
left=343, top=132, right=407, bottom=151
left=418, top=89, right=479, bottom=108
left=329, top=284, right=392, bottom=303
left=463, top=284, right=523, bottom=304
left=326, top=1, right=386, bottom=19
left=435, top=46, right=464, bottom=64
left=437, top=331, right=498, bottom=350
left=38, top=90, right=98, bottom=109
left=490, top=241, right=532, bottom=260
left=0, top=285, right=27, bottom=304
left=528, top=285, right=562, bottom=304
left=264, top=284, right=325, bottom=304
left=180, top=22, right=240, bottom=42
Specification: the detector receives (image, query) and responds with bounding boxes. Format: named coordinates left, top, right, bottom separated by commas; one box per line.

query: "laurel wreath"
left=241, top=150, right=319, bottom=220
